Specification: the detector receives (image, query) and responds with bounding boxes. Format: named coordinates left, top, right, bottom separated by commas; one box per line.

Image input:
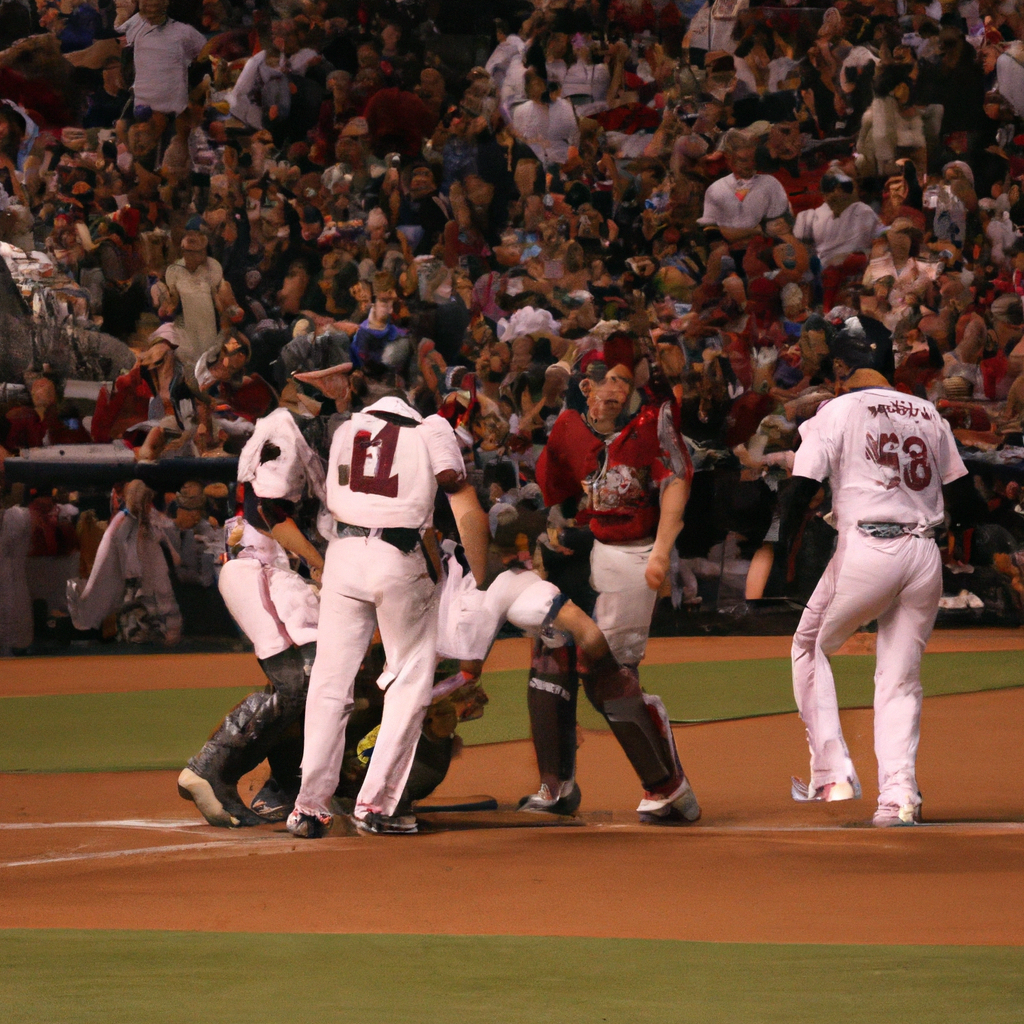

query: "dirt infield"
left=2, top=684, right=1021, bottom=946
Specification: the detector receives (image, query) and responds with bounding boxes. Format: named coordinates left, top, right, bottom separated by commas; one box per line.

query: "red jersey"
left=537, top=402, right=693, bottom=544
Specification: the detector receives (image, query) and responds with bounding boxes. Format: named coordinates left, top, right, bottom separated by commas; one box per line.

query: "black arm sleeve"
left=777, top=475, right=824, bottom=562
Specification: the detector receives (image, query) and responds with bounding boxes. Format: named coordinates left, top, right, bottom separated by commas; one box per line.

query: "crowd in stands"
left=3, top=0, right=1024, bottom=654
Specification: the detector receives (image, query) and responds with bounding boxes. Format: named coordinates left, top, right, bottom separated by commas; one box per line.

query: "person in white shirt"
left=794, top=168, right=883, bottom=309
left=486, top=17, right=526, bottom=96
left=230, top=43, right=317, bottom=130
left=699, top=129, right=791, bottom=252
left=561, top=34, right=612, bottom=118
left=512, top=73, right=579, bottom=167
left=780, top=319, right=967, bottom=827
left=116, top=0, right=207, bottom=117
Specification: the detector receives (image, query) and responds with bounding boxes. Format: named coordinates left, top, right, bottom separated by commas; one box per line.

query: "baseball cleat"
left=353, top=812, right=419, bottom=835
left=177, top=767, right=263, bottom=828
left=517, top=781, right=582, bottom=816
left=286, top=808, right=334, bottom=838
left=250, top=778, right=295, bottom=823
left=872, top=796, right=922, bottom=827
left=638, top=775, right=701, bottom=823
left=791, top=775, right=862, bottom=802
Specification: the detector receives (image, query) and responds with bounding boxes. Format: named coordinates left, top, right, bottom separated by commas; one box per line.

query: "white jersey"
left=325, top=397, right=464, bottom=530
left=793, top=388, right=966, bottom=535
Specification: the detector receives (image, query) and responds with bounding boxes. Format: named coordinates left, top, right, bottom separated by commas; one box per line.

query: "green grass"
left=0, top=931, right=1021, bottom=1024
left=0, top=653, right=1020, bottom=773
left=458, top=650, right=1024, bottom=744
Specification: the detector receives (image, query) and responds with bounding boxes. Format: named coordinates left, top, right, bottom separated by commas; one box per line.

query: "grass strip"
left=0, top=652, right=1019, bottom=772
left=1, top=930, right=1021, bottom=1024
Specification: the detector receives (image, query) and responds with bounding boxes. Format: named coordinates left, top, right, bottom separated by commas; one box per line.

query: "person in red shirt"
left=4, top=378, right=89, bottom=453
left=520, top=332, right=702, bottom=823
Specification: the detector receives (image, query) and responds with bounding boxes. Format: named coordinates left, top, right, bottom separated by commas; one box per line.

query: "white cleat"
left=638, top=776, right=701, bottom=823
left=791, top=776, right=861, bottom=802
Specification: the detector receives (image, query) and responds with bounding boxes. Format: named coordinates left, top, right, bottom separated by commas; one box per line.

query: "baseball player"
left=435, top=509, right=647, bottom=732
left=523, top=333, right=701, bottom=823
left=780, top=318, right=967, bottom=826
left=287, top=391, right=489, bottom=838
left=177, top=407, right=325, bottom=827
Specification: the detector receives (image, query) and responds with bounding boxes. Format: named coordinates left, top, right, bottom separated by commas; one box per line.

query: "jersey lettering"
left=902, top=436, right=932, bottom=491
left=350, top=421, right=401, bottom=498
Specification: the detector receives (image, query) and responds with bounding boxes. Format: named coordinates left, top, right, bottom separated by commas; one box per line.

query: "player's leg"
left=871, top=537, right=941, bottom=826
left=522, top=638, right=580, bottom=812
left=790, top=557, right=858, bottom=800
left=354, top=542, right=440, bottom=828
left=810, top=535, right=903, bottom=794
left=290, top=548, right=377, bottom=835
left=178, top=559, right=312, bottom=827
left=572, top=591, right=699, bottom=822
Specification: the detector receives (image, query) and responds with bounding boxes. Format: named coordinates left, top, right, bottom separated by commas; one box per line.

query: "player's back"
left=326, top=405, right=436, bottom=530
left=795, top=388, right=966, bottom=534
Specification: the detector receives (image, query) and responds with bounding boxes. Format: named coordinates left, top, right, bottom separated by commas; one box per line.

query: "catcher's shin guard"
left=602, top=692, right=681, bottom=793
left=526, top=639, right=579, bottom=785
left=252, top=641, right=316, bottom=819
left=178, top=645, right=310, bottom=827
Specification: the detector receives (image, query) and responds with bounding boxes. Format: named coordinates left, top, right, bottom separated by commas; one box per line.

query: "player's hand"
left=645, top=550, right=669, bottom=591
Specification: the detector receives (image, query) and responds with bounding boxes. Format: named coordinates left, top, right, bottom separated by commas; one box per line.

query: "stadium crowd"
left=3, top=0, right=1024, bottom=656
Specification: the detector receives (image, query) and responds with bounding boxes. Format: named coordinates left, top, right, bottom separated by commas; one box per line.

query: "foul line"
left=0, top=819, right=205, bottom=831
left=0, top=836, right=334, bottom=869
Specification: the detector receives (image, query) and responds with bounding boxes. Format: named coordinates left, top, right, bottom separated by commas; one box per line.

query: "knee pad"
left=258, top=646, right=309, bottom=714
left=579, top=651, right=641, bottom=706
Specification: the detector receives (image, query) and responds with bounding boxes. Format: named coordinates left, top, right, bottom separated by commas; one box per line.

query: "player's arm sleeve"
left=421, top=414, right=467, bottom=483
left=936, top=418, right=968, bottom=484
left=791, top=411, right=833, bottom=483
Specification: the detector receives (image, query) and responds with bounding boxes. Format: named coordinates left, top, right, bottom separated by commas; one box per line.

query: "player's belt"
left=858, top=522, right=936, bottom=539
left=335, top=521, right=421, bottom=553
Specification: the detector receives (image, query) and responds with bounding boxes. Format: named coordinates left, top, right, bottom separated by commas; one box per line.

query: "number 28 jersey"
left=326, top=398, right=465, bottom=530
left=793, top=388, right=967, bottom=534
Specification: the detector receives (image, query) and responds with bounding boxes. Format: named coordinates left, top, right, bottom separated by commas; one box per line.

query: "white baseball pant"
left=218, top=558, right=320, bottom=661
left=792, top=529, right=942, bottom=807
left=590, top=539, right=658, bottom=666
left=295, top=535, right=438, bottom=819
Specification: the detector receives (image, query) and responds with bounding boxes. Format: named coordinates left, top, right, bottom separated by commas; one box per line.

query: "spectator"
left=116, top=0, right=208, bottom=119
left=164, top=231, right=234, bottom=368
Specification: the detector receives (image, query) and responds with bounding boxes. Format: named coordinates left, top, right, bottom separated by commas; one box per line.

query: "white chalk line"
left=0, top=836, right=334, bottom=869
left=0, top=818, right=205, bottom=831
left=1, top=818, right=1021, bottom=870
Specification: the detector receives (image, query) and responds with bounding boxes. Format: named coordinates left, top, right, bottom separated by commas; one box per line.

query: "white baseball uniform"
left=227, top=407, right=327, bottom=659
left=294, top=397, right=465, bottom=821
left=436, top=553, right=562, bottom=662
left=218, top=519, right=319, bottom=661
left=791, top=388, right=967, bottom=812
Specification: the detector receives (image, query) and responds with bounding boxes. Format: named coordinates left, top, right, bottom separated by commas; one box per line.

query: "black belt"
left=335, top=521, right=421, bottom=554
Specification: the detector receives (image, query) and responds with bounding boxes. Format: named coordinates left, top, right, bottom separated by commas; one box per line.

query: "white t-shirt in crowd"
left=120, top=15, right=207, bottom=115
left=327, top=398, right=465, bottom=530
left=699, top=172, right=791, bottom=232
left=486, top=34, right=526, bottom=94
left=794, top=200, right=883, bottom=266
left=512, top=98, right=580, bottom=166
left=793, top=388, right=967, bottom=535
